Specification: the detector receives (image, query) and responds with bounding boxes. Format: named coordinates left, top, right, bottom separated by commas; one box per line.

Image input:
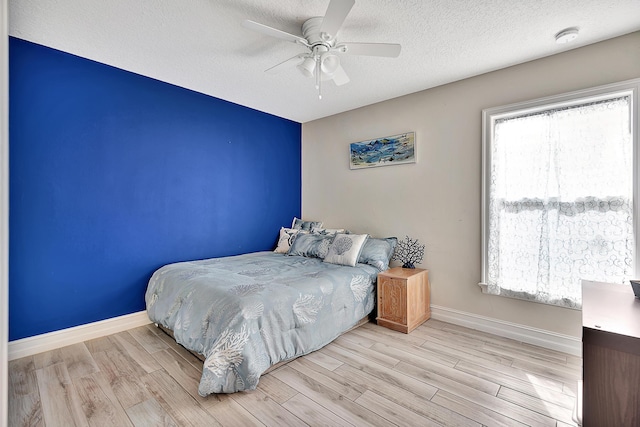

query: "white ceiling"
left=9, top=0, right=640, bottom=123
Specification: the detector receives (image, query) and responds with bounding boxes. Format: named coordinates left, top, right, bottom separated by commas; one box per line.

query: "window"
left=480, top=80, right=639, bottom=308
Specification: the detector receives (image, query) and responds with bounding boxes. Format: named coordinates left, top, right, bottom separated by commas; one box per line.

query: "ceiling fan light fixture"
left=320, top=53, right=340, bottom=75
left=297, top=57, right=316, bottom=78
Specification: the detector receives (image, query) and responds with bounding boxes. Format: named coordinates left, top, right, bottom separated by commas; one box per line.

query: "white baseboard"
left=8, top=306, right=581, bottom=360
left=8, top=311, right=152, bottom=361
left=430, top=305, right=582, bottom=357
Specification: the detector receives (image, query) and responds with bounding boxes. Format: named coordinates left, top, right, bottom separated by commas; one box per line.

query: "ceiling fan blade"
left=339, top=42, right=401, bottom=58
left=242, top=20, right=308, bottom=45
left=331, top=64, right=350, bottom=86
left=265, top=55, right=305, bottom=74
left=319, top=0, right=355, bottom=38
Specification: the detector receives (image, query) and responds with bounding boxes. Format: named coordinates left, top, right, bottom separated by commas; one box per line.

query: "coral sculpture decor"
left=393, top=235, right=425, bottom=269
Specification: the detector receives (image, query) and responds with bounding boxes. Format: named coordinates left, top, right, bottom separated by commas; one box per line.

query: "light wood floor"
left=9, top=319, right=581, bottom=426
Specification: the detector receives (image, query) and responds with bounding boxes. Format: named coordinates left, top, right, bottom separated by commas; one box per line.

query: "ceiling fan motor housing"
left=302, top=17, right=337, bottom=49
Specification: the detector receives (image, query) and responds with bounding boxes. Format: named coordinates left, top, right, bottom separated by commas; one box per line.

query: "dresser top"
left=582, top=280, right=640, bottom=339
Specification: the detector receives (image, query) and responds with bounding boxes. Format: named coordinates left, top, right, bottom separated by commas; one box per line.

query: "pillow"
left=292, top=217, right=323, bottom=231
left=323, top=233, right=369, bottom=267
left=311, top=227, right=345, bottom=235
left=287, top=233, right=335, bottom=259
left=357, top=237, right=398, bottom=271
left=274, top=227, right=307, bottom=254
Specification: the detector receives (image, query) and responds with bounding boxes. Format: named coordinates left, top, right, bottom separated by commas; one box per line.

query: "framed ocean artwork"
left=349, top=132, right=416, bottom=169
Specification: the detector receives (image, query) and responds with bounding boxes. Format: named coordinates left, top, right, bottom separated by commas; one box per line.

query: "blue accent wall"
left=9, top=37, right=301, bottom=341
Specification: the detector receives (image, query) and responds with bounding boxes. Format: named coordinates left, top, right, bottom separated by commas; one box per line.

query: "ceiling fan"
left=242, top=0, right=401, bottom=99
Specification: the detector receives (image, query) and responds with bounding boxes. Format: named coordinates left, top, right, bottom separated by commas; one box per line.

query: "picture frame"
left=349, top=132, right=416, bottom=170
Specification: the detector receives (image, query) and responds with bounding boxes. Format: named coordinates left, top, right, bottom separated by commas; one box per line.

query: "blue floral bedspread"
left=145, top=251, right=378, bottom=395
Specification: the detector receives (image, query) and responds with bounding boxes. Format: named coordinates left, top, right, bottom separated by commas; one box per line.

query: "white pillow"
left=274, top=227, right=307, bottom=254
left=323, top=233, right=369, bottom=267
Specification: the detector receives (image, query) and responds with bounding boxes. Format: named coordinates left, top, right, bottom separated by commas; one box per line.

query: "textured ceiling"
left=9, top=0, right=640, bottom=123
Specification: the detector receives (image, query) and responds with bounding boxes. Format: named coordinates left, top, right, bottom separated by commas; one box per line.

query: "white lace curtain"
left=487, top=96, right=633, bottom=308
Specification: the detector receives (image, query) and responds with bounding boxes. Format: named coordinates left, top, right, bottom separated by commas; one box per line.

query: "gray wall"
left=302, top=32, right=640, bottom=338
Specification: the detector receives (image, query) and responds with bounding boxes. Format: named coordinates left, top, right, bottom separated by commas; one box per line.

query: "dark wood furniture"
left=376, top=267, right=430, bottom=333
left=581, top=280, right=640, bottom=426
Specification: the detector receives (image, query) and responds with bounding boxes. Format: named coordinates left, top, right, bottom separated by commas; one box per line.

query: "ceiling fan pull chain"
left=315, top=54, right=323, bottom=99
left=315, top=55, right=320, bottom=90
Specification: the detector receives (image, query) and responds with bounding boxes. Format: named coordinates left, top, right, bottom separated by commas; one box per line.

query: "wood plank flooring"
left=8, top=319, right=581, bottom=426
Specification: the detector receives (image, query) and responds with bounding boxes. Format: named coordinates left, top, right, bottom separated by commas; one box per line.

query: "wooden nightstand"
left=376, top=267, right=430, bottom=333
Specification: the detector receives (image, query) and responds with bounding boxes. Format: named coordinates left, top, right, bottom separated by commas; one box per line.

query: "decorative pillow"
left=311, top=227, right=346, bottom=235
left=274, top=227, right=308, bottom=254
left=287, top=233, right=335, bottom=259
left=323, top=233, right=369, bottom=267
left=292, top=217, right=323, bottom=231
left=357, top=237, right=398, bottom=271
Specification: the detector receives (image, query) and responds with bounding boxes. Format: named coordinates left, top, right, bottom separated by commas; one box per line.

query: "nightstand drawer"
left=378, top=277, right=407, bottom=325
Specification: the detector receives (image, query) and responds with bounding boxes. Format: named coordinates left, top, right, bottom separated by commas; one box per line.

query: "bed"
left=145, top=246, right=388, bottom=395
